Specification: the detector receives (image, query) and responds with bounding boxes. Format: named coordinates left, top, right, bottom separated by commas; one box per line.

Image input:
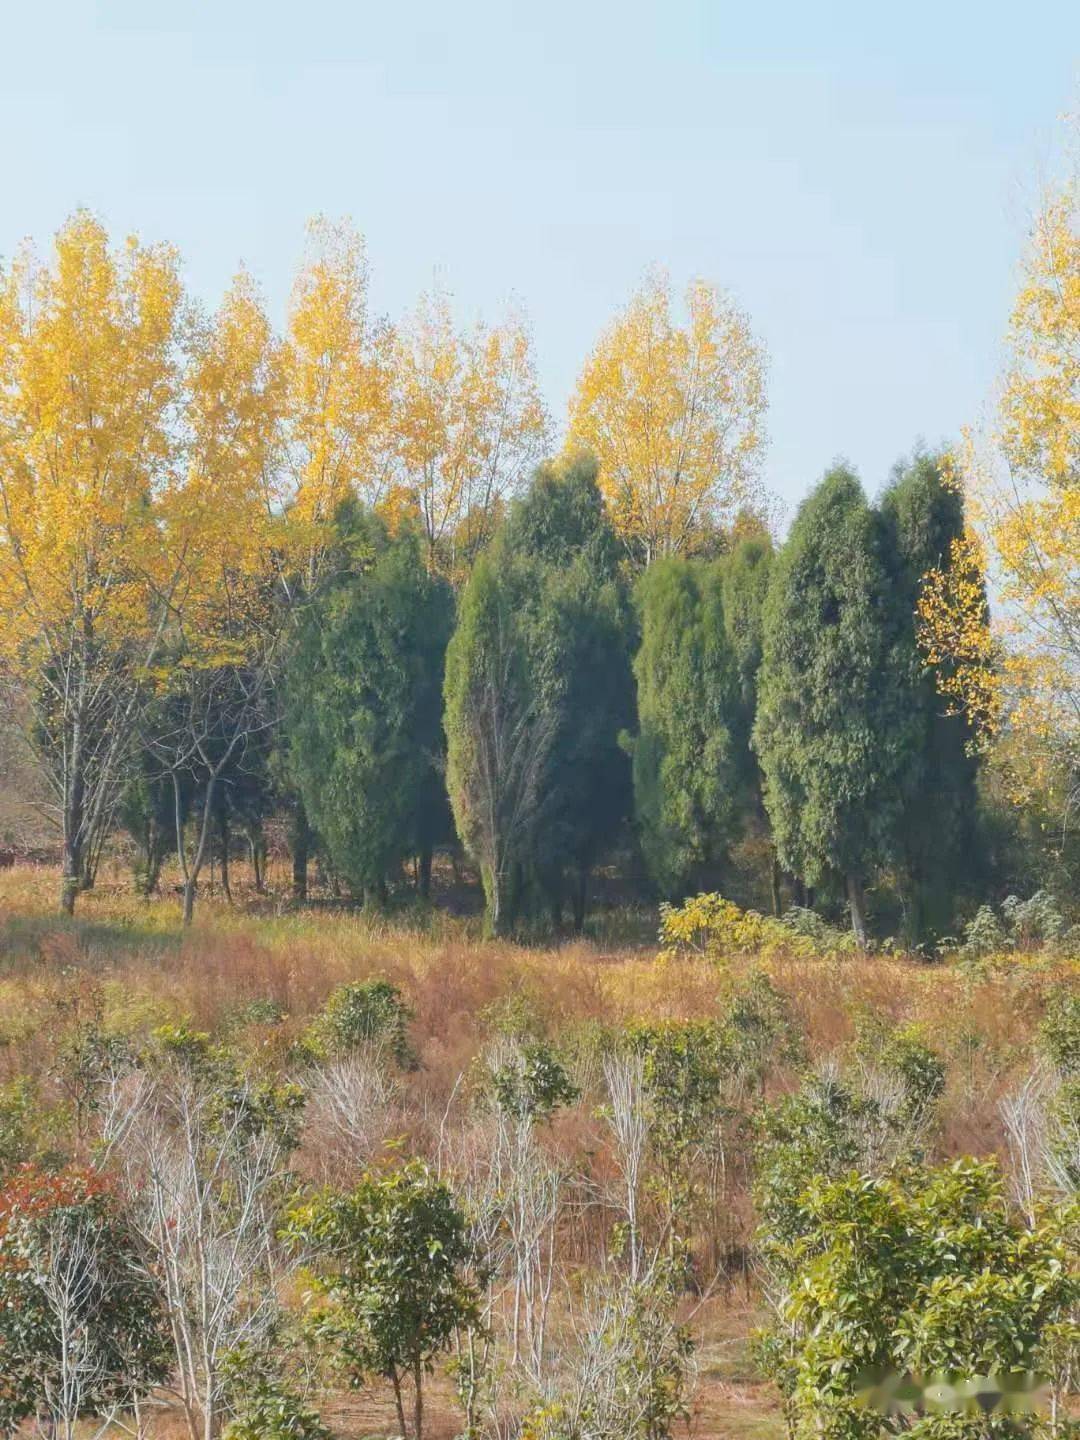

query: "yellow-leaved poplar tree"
left=973, top=161, right=1076, bottom=813
left=169, top=270, right=286, bottom=620
left=156, top=272, right=290, bottom=926
left=992, top=181, right=1079, bottom=743
left=394, top=290, right=548, bottom=577
left=922, top=130, right=1078, bottom=825
left=0, top=211, right=185, bottom=912
left=567, top=272, right=767, bottom=565
left=285, top=218, right=396, bottom=577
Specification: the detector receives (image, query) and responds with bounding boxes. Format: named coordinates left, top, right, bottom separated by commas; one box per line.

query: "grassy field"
left=1, top=860, right=1074, bottom=1439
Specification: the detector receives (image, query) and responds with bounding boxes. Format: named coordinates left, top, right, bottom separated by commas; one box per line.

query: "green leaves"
left=631, top=558, right=741, bottom=897
left=485, top=1039, right=580, bottom=1123
left=754, top=466, right=923, bottom=933
left=308, top=978, right=416, bottom=1068
left=756, top=1158, right=1078, bottom=1440
left=284, top=506, right=453, bottom=901
left=286, top=1161, right=480, bottom=1390
left=445, top=456, right=633, bottom=934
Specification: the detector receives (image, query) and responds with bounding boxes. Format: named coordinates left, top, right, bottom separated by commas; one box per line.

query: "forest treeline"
left=0, top=177, right=1076, bottom=942
left=283, top=447, right=984, bottom=946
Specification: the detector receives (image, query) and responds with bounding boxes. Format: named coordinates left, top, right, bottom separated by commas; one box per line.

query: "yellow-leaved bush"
left=658, top=893, right=818, bottom=964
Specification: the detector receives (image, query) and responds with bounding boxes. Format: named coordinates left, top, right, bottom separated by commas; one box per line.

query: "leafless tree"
left=1002, top=1064, right=1080, bottom=1219
left=145, top=646, right=281, bottom=926
left=29, top=1210, right=115, bottom=1440
left=528, top=1259, right=696, bottom=1440
left=104, top=1053, right=298, bottom=1440
left=20, top=1194, right=163, bottom=1440
left=602, top=1049, right=650, bottom=1283
left=303, top=1044, right=402, bottom=1173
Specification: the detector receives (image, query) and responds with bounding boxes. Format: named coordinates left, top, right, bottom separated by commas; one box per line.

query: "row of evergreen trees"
left=270, top=449, right=979, bottom=944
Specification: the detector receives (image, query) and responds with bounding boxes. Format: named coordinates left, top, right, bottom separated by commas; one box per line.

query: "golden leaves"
left=0, top=211, right=777, bottom=699
left=930, top=140, right=1080, bottom=823
left=1000, top=193, right=1080, bottom=490
left=281, top=224, right=548, bottom=581
left=285, top=217, right=396, bottom=530
left=567, top=271, right=767, bottom=564
left=0, top=211, right=184, bottom=658
left=981, top=172, right=1079, bottom=750
left=167, top=272, right=289, bottom=665
left=393, top=290, right=548, bottom=576
left=917, top=532, right=1001, bottom=744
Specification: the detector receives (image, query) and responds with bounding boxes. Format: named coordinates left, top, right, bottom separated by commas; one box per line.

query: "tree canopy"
left=284, top=507, right=452, bottom=905
left=754, top=466, right=918, bottom=943
left=631, top=557, right=741, bottom=898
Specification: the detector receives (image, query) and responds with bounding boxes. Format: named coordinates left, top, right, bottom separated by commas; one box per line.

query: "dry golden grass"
left=0, top=860, right=1069, bottom=1153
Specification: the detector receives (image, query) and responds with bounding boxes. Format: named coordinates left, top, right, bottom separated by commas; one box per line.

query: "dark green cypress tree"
left=445, top=455, right=633, bottom=936
left=443, top=544, right=561, bottom=937
left=721, top=532, right=779, bottom=910
left=502, top=455, right=635, bottom=929
left=753, top=466, right=918, bottom=944
left=631, top=558, right=741, bottom=899
left=880, top=450, right=982, bottom=943
left=283, top=507, right=452, bottom=907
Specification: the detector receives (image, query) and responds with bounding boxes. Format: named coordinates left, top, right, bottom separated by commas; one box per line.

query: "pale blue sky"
left=1, top=1, right=1076, bottom=516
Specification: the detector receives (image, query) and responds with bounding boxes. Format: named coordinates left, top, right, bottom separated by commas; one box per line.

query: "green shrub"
left=855, top=1020, right=946, bottom=1121
left=959, top=903, right=1006, bottom=957
left=782, top=905, right=854, bottom=951
left=231, top=997, right=288, bottom=1029
left=309, top=979, right=416, bottom=1068
left=1003, top=890, right=1068, bottom=948
left=221, top=1347, right=331, bottom=1440
left=1041, top=988, right=1080, bottom=1077
left=961, top=891, right=1074, bottom=959
left=754, top=1072, right=896, bottom=1256
left=756, top=1159, right=1077, bottom=1440
left=285, top=1161, right=479, bottom=1440
left=718, top=969, right=804, bottom=1086
left=0, top=1079, right=35, bottom=1175
left=486, top=1039, right=580, bottom=1123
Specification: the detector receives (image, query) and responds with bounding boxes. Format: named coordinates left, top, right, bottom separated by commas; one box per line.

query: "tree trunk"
left=413, top=1356, right=424, bottom=1440
left=548, top=894, right=563, bottom=931
left=390, top=1367, right=408, bottom=1440
left=60, top=836, right=82, bottom=916
left=290, top=801, right=310, bottom=902
left=182, top=877, right=197, bottom=927
left=484, top=864, right=511, bottom=939
left=60, top=727, right=87, bottom=917
left=181, top=777, right=220, bottom=928
left=417, top=844, right=433, bottom=898
left=217, top=803, right=232, bottom=904
left=847, top=872, right=869, bottom=948
left=144, top=820, right=165, bottom=896
left=770, top=854, right=782, bottom=917
left=572, top=863, right=588, bottom=934
left=248, top=825, right=266, bottom=894
left=506, top=861, right=523, bottom=934
left=901, top=865, right=928, bottom=949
